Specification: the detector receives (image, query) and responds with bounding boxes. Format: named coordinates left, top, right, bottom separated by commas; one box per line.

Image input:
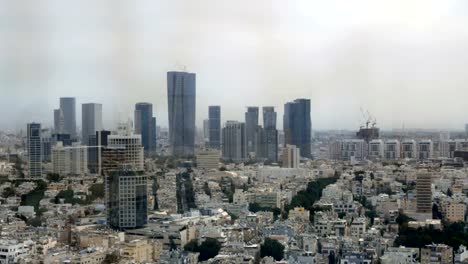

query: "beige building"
left=121, top=239, right=163, bottom=263
left=282, top=145, right=300, bottom=168
left=421, top=244, right=453, bottom=264
left=196, top=150, right=220, bottom=170
left=416, top=172, right=432, bottom=217
left=288, top=207, right=310, bottom=222
left=441, top=202, right=466, bottom=222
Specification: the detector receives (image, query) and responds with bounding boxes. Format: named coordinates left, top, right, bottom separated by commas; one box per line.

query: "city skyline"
left=2, top=1, right=468, bottom=131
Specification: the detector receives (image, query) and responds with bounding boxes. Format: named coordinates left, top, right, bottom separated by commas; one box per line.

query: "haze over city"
left=2, top=0, right=468, bottom=132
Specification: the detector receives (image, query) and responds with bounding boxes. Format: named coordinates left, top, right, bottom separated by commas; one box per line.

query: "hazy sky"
left=1, top=0, right=468, bottom=132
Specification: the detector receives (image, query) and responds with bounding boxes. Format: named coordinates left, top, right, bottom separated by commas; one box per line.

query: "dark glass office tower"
left=27, top=123, right=42, bottom=178
left=167, top=71, right=196, bottom=157
left=59, top=97, right=76, bottom=138
left=208, top=106, right=221, bottom=150
left=134, top=102, right=156, bottom=153
left=107, top=169, right=148, bottom=230
left=245, top=107, right=259, bottom=154
left=260, top=107, right=278, bottom=162
left=82, top=103, right=103, bottom=145
left=283, top=99, right=312, bottom=158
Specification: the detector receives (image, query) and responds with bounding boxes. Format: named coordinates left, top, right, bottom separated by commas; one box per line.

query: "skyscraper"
left=107, top=169, right=148, bottom=230
left=167, top=71, right=196, bottom=157
left=134, top=102, right=156, bottom=153
left=209, top=106, right=221, bottom=150
left=282, top=145, right=300, bottom=168
left=53, top=108, right=64, bottom=133
left=245, top=107, right=259, bottom=154
left=27, top=123, right=42, bottom=178
left=260, top=107, right=278, bottom=162
left=82, top=103, right=103, bottom=145
left=222, top=121, right=247, bottom=163
left=59, top=97, right=77, bottom=138
left=283, top=99, right=312, bottom=158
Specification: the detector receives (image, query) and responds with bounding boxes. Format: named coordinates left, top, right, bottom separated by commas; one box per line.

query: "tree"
left=103, top=252, right=120, bottom=264
left=197, top=238, right=221, bottom=261
left=184, top=239, right=199, bottom=252
left=46, top=173, right=62, bottom=183
left=2, top=187, right=15, bottom=198
left=432, top=204, right=443, bottom=220
left=260, top=238, right=284, bottom=261
left=447, top=188, right=453, bottom=197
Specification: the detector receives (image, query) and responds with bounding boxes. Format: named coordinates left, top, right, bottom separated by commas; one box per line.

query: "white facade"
left=384, top=139, right=400, bottom=160
left=369, top=139, right=384, bottom=160
left=282, top=144, right=300, bottom=168
left=0, top=240, right=28, bottom=264
left=196, top=150, right=220, bottom=170
left=401, top=140, right=417, bottom=159
left=417, top=140, right=433, bottom=160
left=52, top=142, right=88, bottom=176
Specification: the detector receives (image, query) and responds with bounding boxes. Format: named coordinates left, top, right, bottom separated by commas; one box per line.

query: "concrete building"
left=401, top=140, right=417, bottom=159
left=27, top=123, right=42, bottom=178
left=245, top=107, right=259, bottom=154
left=368, top=139, right=384, bottom=160
left=340, top=139, right=366, bottom=161
left=283, top=99, right=312, bottom=158
left=59, top=97, right=76, bottom=138
left=282, top=144, right=300, bottom=168
left=203, top=119, right=210, bottom=143
left=134, top=102, right=156, bottom=154
left=81, top=103, right=103, bottom=145
left=222, top=121, right=247, bottom=163
left=0, top=240, right=28, bottom=264
left=418, top=140, right=433, bottom=160
left=106, top=134, right=144, bottom=172
left=416, top=172, right=432, bottom=218
left=167, top=71, right=196, bottom=157
left=53, top=108, right=64, bottom=134
left=107, top=170, right=148, bottom=230
left=52, top=142, right=88, bottom=176
left=121, top=239, right=162, bottom=263
left=420, top=244, right=453, bottom=264
left=196, top=150, right=220, bottom=170
left=384, top=139, right=400, bottom=160
left=209, top=106, right=221, bottom=150
left=441, top=202, right=466, bottom=222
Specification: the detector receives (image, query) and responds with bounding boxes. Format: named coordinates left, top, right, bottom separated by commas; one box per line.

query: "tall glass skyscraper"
left=59, top=97, right=76, bottom=138
left=82, top=103, right=103, bottom=145
left=261, top=107, right=278, bottom=162
left=27, top=123, right=42, bottom=178
left=167, top=71, right=196, bottom=157
left=134, top=102, right=156, bottom=153
left=283, top=99, right=312, bottom=158
left=222, top=121, right=247, bottom=162
left=245, top=107, right=259, bottom=154
left=209, top=106, right=221, bottom=150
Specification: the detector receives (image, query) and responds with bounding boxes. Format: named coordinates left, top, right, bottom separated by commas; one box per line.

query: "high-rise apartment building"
left=384, top=139, right=400, bottom=160
left=59, top=97, right=76, bottom=138
left=418, top=140, right=433, bottom=160
left=107, top=169, right=148, bottom=230
left=27, top=123, right=42, bottom=178
left=208, top=106, right=221, bottom=150
left=245, top=107, right=259, bottom=154
left=134, top=102, right=156, bottom=153
left=283, top=99, right=312, bottom=158
left=369, top=139, right=384, bottom=160
left=52, top=142, right=88, bottom=176
left=203, top=119, right=210, bottom=143
left=167, top=71, right=196, bottom=157
left=82, top=103, right=103, bottom=145
left=416, top=172, right=432, bottom=216
left=222, top=121, right=247, bottom=163
left=282, top=144, right=300, bottom=168
left=401, top=140, right=417, bottom=159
